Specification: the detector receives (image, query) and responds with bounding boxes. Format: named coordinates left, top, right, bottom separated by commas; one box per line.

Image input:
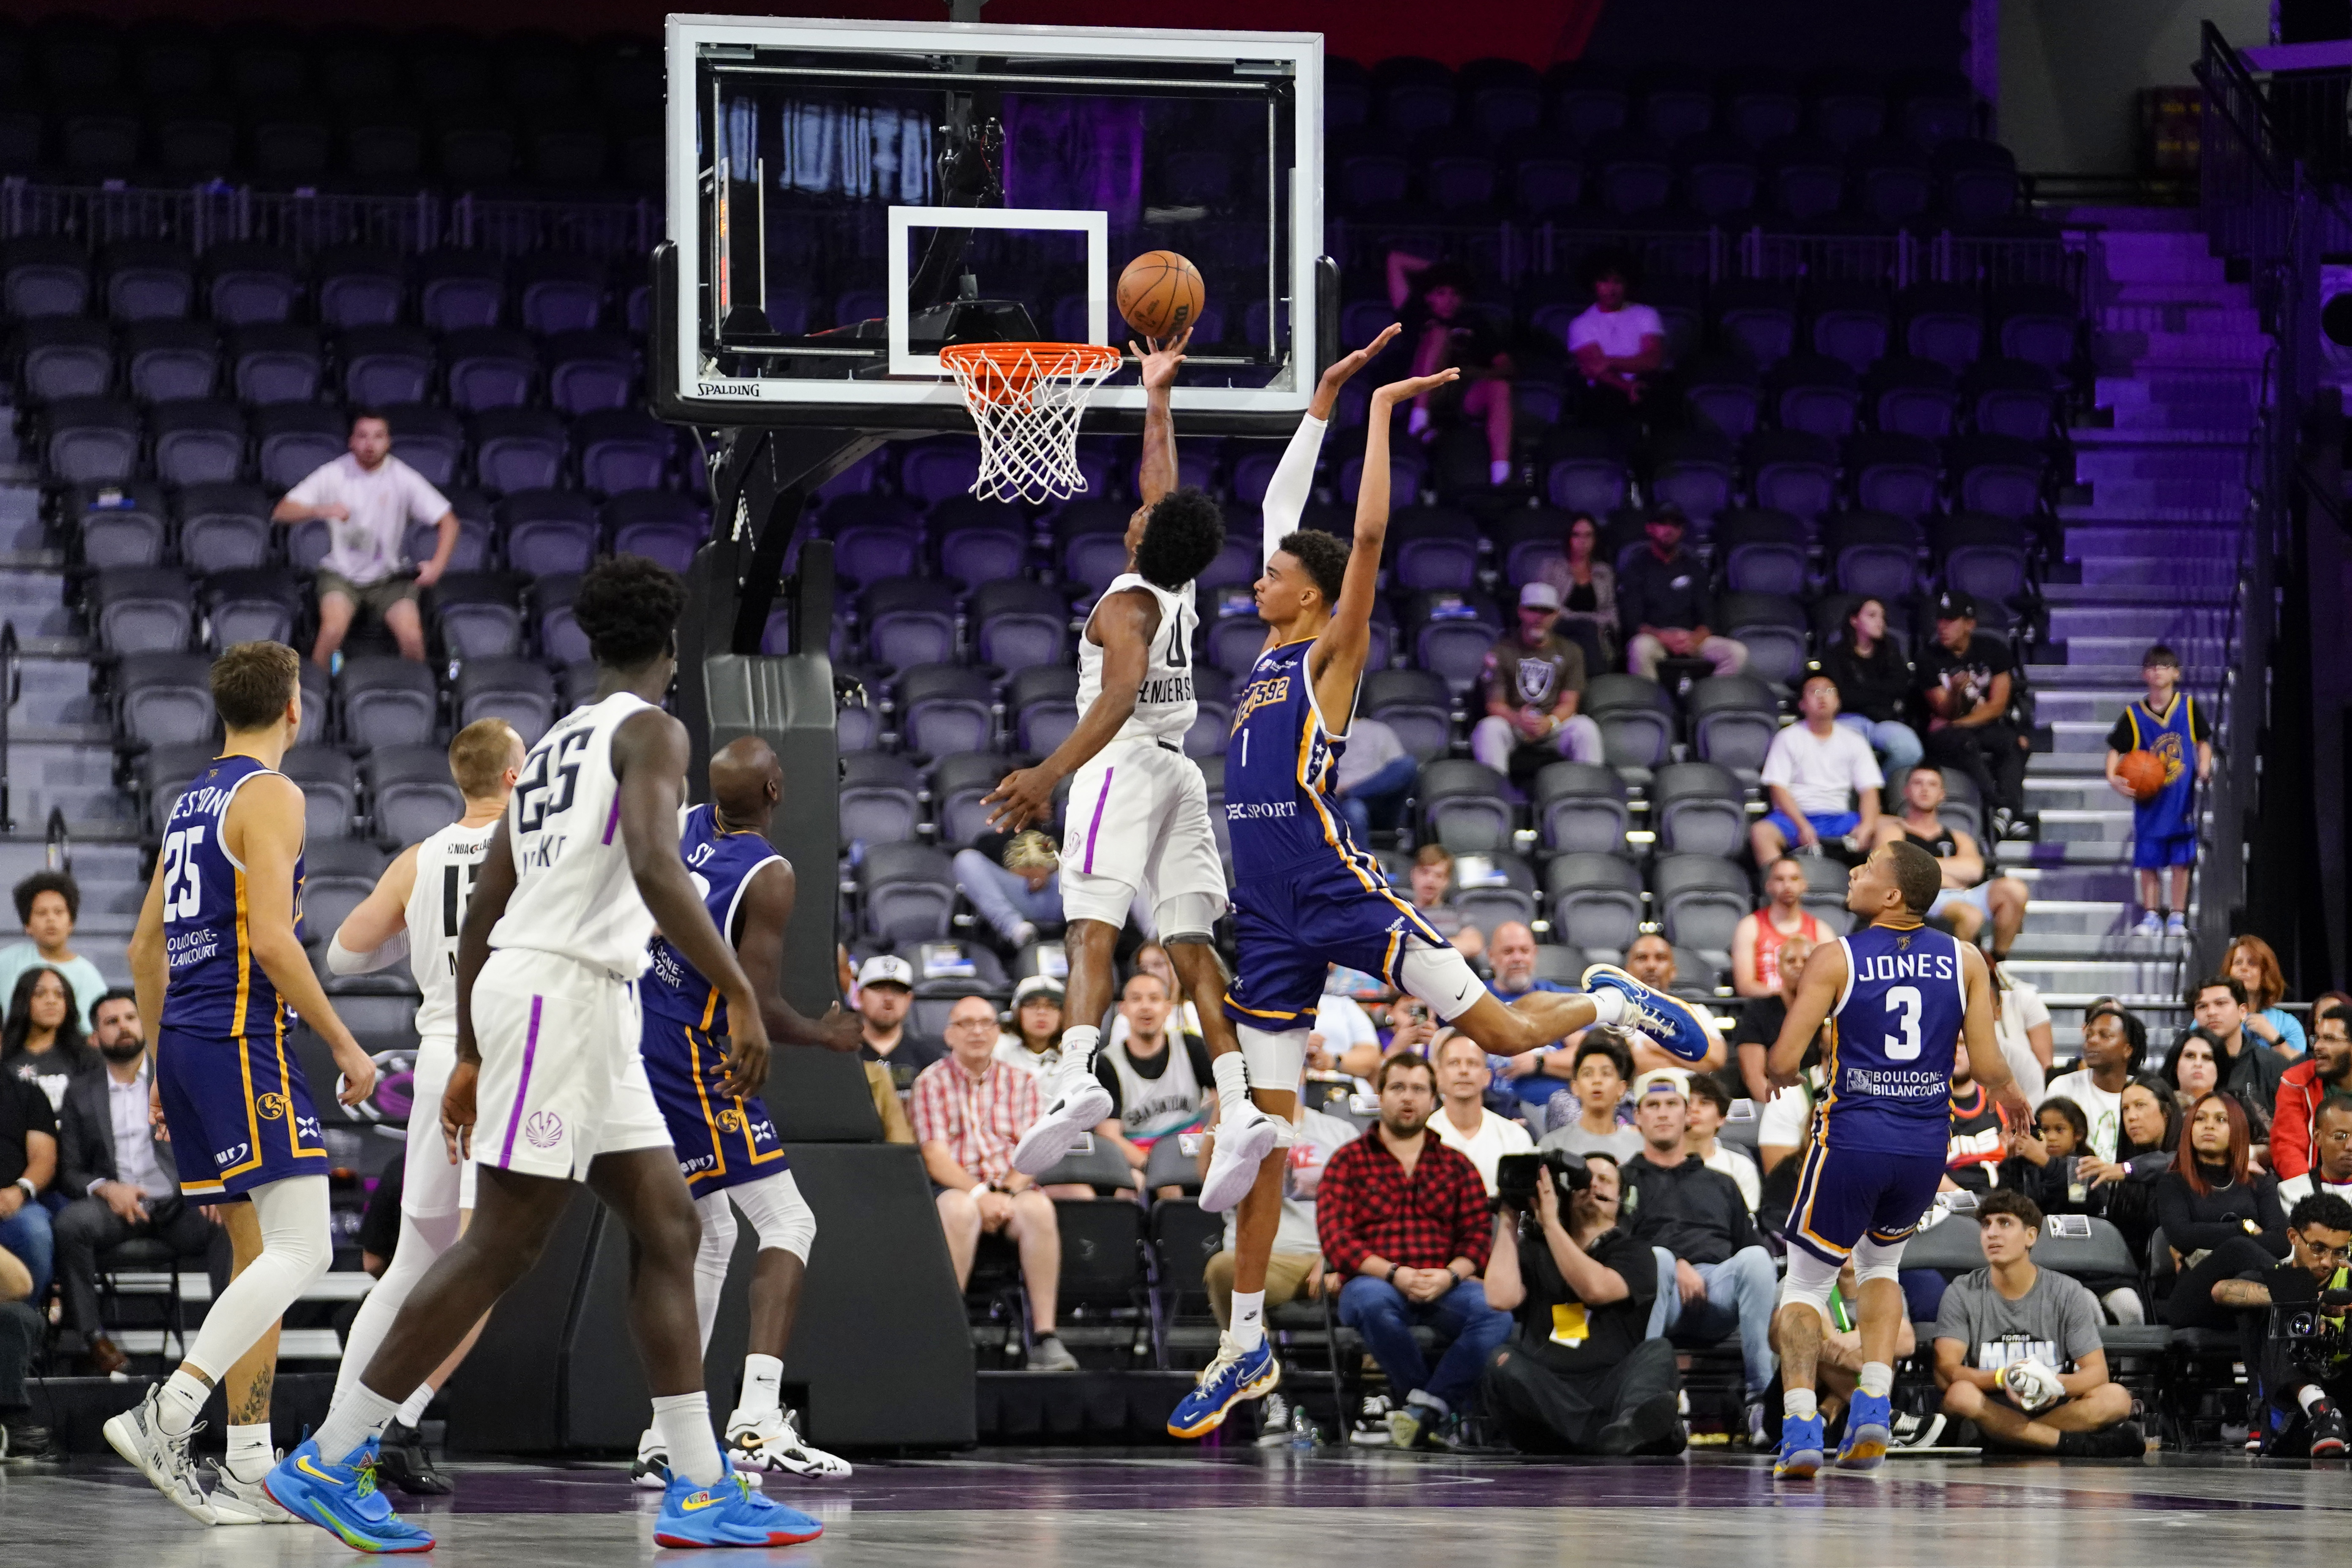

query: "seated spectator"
left=1429, top=1032, right=1535, bottom=1195
left=1942, top=1037, right=2015, bottom=1194
left=1471, top=585, right=1603, bottom=784
left=1538, top=1037, right=1642, bottom=1159
left=270, top=408, right=458, bottom=666
left=1317, top=1054, right=1511, bottom=1449
left=1764, top=1260, right=1917, bottom=1441
left=0, top=965, right=98, bottom=1112
left=912, top=995, right=1076, bottom=1371
left=1751, top=672, right=1883, bottom=865
left=1331, top=715, right=1418, bottom=841
left=1200, top=1067, right=1357, bottom=1346
left=2213, top=1191, right=2352, bottom=1456
left=1754, top=1024, right=1827, bottom=1179
left=2225, top=933, right=2306, bottom=1058
left=1482, top=1150, right=1683, bottom=1455
left=2001, top=1097, right=2147, bottom=1323
left=1618, top=505, right=1747, bottom=680
left=1609, top=933, right=1729, bottom=1075
left=2045, top=1001, right=2142, bottom=1162
left=1986, top=955, right=2052, bottom=1107
left=1111, top=942, right=1206, bottom=1048
left=2099, top=1075, right=2182, bottom=1264
left=855, top=956, right=945, bottom=1097
left=1733, top=934, right=1814, bottom=1105
left=1875, top=764, right=2028, bottom=960
left=1388, top=251, right=1516, bottom=486
left=952, top=828, right=1063, bottom=953
left=2276, top=1010, right=2352, bottom=1180
left=1484, top=922, right=1575, bottom=1114
left=994, top=976, right=1066, bottom=1081
left=0, top=1221, right=58, bottom=1459
left=1818, top=596, right=1923, bottom=771
left=2156, top=1092, right=2289, bottom=1331
left=2278, top=1095, right=2352, bottom=1207
left=2165, top=977, right=2290, bottom=1146
left=1731, top=857, right=1825, bottom=999
left=1404, top=845, right=1485, bottom=960
left=1319, top=967, right=1393, bottom=1081
left=1564, top=249, right=1672, bottom=442
left=1915, top=591, right=2032, bottom=841
left=1533, top=512, right=1620, bottom=673
left=53, top=991, right=211, bottom=1375
left=1684, top=1073, right=1760, bottom=1213
left=0, top=871, right=109, bottom=1029
left=1093, top=971, right=1213, bottom=1179
left=1931, top=1187, right=2146, bottom=1456
left=0, top=1055, right=55, bottom=1309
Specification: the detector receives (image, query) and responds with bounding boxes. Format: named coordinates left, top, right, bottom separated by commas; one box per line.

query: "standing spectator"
left=1404, top=846, right=1485, bottom=959
left=1317, top=1054, right=1511, bottom=1449
left=1944, top=1038, right=2014, bottom=1194
left=0, top=1057, right=55, bottom=1307
left=994, top=976, right=1066, bottom=1082
left=2278, top=1096, right=2352, bottom=1207
left=1533, top=512, right=1619, bottom=672
left=1876, top=765, right=2030, bottom=960
left=2278, top=1011, right=2352, bottom=1181
left=1818, top=597, right=1922, bottom=771
left=1538, top=1037, right=1642, bottom=1160
left=1429, top=1032, right=1535, bottom=1195
left=1733, top=933, right=1813, bottom=1107
left=1481, top=1151, right=1683, bottom=1455
left=1730, top=857, right=1824, bottom=999
left=0, top=966, right=97, bottom=1112
left=1751, top=673, right=1883, bottom=865
left=0, top=871, right=109, bottom=1029
left=1931, top=1188, right=2145, bottom=1456
left=1092, top=971, right=1213, bottom=1170
left=2044, top=1001, right=2143, bottom=1162
left=2213, top=1192, right=2352, bottom=1457
left=854, top=955, right=945, bottom=1097
left=270, top=409, right=459, bottom=666
left=1472, top=584, right=1603, bottom=782
left=1563, top=249, right=1670, bottom=439
left=1483, top=922, right=1576, bottom=1115
left=1386, top=252, right=1516, bottom=486
left=2104, top=644, right=2213, bottom=939
left=52, top=990, right=210, bottom=1375
left=1685, top=1074, right=1761, bottom=1213
left=1619, top=1072, right=1778, bottom=1442
left=912, top=995, right=1075, bottom=1371
left=2166, top=977, right=2291, bottom=1141
left=2156, top=1092, right=2289, bottom=1331
left=1331, top=716, right=1418, bottom=841
left=2224, top=934, right=2306, bottom=1058
left=952, top=828, right=1063, bottom=953
left=1915, top=591, right=2032, bottom=841
left=1617, top=505, right=1747, bottom=679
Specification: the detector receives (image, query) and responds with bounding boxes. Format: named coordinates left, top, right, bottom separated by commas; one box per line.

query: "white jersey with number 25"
left=487, top=691, right=661, bottom=980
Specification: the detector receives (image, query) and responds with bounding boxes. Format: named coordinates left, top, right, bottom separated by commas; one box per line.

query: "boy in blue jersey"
left=1764, top=838, right=2028, bottom=1478
left=2104, top=643, right=2212, bottom=941
left=105, top=642, right=379, bottom=1525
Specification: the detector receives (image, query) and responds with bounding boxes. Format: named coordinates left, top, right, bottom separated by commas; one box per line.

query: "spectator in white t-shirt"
left=270, top=410, right=459, bottom=666
left=2042, top=1001, right=2141, bottom=1163
left=1564, top=249, right=1669, bottom=437
left=1685, top=1072, right=1761, bottom=1213
left=1750, top=672, right=1884, bottom=865
left=1429, top=1031, right=1534, bottom=1194
left=1987, top=957, right=2052, bottom=1107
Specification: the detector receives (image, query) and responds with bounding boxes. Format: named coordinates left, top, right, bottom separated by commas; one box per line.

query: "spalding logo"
left=525, top=1110, right=565, bottom=1149
left=256, top=1092, right=290, bottom=1121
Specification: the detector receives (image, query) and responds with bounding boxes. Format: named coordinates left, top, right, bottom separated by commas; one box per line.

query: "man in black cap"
left=1618, top=505, right=1747, bottom=680
left=1914, top=591, right=2033, bottom=841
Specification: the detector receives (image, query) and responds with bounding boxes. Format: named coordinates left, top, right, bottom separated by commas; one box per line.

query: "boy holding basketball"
left=2104, top=644, right=2212, bottom=939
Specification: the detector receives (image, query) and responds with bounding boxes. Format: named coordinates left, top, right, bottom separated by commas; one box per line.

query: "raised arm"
left=1768, top=938, right=1849, bottom=1088
left=231, top=775, right=374, bottom=1105
left=328, top=842, right=419, bottom=975
left=983, top=587, right=1161, bottom=833
left=1262, top=324, right=1403, bottom=565
left=1134, top=331, right=1187, bottom=506
left=732, top=860, right=861, bottom=1052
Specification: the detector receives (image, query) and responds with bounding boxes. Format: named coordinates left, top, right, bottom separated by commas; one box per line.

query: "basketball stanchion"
left=939, top=341, right=1124, bottom=504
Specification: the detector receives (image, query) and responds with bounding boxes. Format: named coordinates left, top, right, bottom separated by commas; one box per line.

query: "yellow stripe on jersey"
left=1293, top=705, right=1453, bottom=950
left=231, top=869, right=252, bottom=1038
left=686, top=1028, right=728, bottom=1186
left=220, top=1035, right=264, bottom=1181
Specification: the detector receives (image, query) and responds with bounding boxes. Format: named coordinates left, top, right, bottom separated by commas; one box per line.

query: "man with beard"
left=2276, top=1012, right=2352, bottom=1181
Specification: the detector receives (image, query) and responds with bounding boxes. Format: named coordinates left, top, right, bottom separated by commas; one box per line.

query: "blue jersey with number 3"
left=1821, top=921, right=1966, bottom=1156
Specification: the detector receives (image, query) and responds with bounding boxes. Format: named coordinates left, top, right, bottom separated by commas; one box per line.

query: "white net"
left=940, top=343, right=1123, bottom=505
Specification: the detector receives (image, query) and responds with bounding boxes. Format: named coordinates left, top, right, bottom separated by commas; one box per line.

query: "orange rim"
left=940, top=341, right=1122, bottom=404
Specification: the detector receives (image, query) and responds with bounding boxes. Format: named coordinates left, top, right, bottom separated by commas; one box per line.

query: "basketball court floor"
left=5, top=1449, right=2347, bottom=1568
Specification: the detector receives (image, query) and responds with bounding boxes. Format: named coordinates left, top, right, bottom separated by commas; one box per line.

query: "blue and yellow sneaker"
left=1167, top=1334, right=1280, bottom=1439
left=1775, top=1413, right=1826, bottom=1480
left=1582, top=964, right=1714, bottom=1063
left=264, top=1436, right=436, bottom=1554
left=655, top=1454, right=822, bottom=1548
left=1838, top=1391, right=1892, bottom=1470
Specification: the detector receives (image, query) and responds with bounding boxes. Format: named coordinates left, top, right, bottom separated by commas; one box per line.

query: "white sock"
left=2301, top=1385, right=2330, bottom=1414
left=155, top=1368, right=211, bottom=1436
left=652, top=1392, right=725, bottom=1487
left=226, top=1421, right=274, bottom=1483
left=1783, top=1387, right=1818, bottom=1423
left=739, top=1353, right=784, bottom=1423
left=1211, top=1052, right=1252, bottom=1121
left=1229, top=1290, right=1265, bottom=1354
left=1587, top=988, right=1629, bottom=1028
left=314, top=1381, right=403, bottom=1467
left=1062, top=1025, right=1101, bottom=1074
left=396, top=1383, right=436, bottom=1428
left=1857, top=1362, right=1893, bottom=1400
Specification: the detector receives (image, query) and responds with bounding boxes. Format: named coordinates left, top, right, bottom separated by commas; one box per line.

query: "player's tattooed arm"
left=984, top=588, right=1160, bottom=833
left=734, top=859, right=860, bottom=1052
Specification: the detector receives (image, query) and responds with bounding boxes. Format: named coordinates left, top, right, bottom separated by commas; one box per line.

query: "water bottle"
left=1289, top=1404, right=1318, bottom=1449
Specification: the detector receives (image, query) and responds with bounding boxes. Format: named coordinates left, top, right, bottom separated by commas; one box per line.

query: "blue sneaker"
left=655, top=1454, right=823, bottom=1548
left=1167, top=1335, right=1280, bottom=1439
left=1775, top=1413, right=1825, bottom=1480
left=1839, top=1391, right=1892, bottom=1469
left=264, top=1437, right=436, bottom=1554
left=1582, top=964, right=1714, bottom=1063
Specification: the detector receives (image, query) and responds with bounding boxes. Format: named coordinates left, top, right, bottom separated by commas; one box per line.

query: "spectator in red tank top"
left=1731, top=857, right=1822, bottom=999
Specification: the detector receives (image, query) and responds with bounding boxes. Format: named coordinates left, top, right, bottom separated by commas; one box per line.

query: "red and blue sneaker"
left=655, top=1454, right=823, bottom=1548
left=264, top=1436, right=436, bottom=1554
left=1582, top=964, right=1714, bottom=1063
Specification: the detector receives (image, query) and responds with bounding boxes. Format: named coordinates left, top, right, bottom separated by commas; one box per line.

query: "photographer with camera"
left=2211, top=1191, right=2352, bottom=1456
left=1481, top=1149, right=1683, bottom=1455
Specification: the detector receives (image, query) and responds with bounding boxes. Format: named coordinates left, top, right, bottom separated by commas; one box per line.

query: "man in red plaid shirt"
left=1317, top=1054, right=1511, bottom=1448
left=912, top=996, right=1075, bottom=1371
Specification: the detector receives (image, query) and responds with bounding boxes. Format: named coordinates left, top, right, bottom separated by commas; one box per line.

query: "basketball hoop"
left=940, top=342, right=1123, bottom=504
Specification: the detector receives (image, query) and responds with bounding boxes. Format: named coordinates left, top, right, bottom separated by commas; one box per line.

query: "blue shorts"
left=1762, top=809, right=1862, bottom=847
left=2132, top=830, right=2197, bottom=871
left=1225, top=859, right=1451, bottom=1032
left=638, top=1011, right=787, bottom=1195
left=155, top=1024, right=329, bottom=1203
left=1783, top=1140, right=1946, bottom=1265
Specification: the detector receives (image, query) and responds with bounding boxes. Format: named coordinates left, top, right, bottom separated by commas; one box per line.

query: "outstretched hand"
left=1311, top=323, right=1404, bottom=416
left=982, top=764, right=1056, bottom=834
left=1131, top=328, right=1192, bottom=393
left=1375, top=367, right=1459, bottom=405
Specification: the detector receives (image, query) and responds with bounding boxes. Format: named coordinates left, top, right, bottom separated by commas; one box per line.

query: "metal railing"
left=0, top=621, right=15, bottom=836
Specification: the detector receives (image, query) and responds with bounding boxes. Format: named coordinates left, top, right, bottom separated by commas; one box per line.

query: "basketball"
left=1117, top=250, right=1205, bottom=340
left=2118, top=749, right=2167, bottom=801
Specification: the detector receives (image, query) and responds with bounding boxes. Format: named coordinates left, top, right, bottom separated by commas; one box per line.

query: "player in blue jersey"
left=631, top=736, right=862, bottom=1486
left=105, top=642, right=378, bottom=1525
left=1764, top=838, right=2028, bottom=1477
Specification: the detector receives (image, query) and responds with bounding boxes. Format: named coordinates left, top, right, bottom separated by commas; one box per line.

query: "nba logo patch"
left=525, top=1110, right=565, bottom=1149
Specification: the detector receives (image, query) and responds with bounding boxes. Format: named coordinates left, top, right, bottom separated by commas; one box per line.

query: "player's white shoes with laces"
left=1200, top=1102, right=1290, bottom=1213
left=727, top=1408, right=852, bottom=1478
left=207, top=1460, right=299, bottom=1524
left=1012, top=1056, right=1114, bottom=1176
left=102, top=1386, right=215, bottom=1525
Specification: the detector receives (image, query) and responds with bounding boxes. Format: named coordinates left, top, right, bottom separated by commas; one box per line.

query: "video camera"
left=1494, top=1149, right=1589, bottom=1215
left=2273, top=1286, right=2352, bottom=1345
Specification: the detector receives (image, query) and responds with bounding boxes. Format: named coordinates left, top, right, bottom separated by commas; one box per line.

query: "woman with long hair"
left=2094, top=1075, right=2183, bottom=1265
left=1817, top=595, right=1923, bottom=771
left=0, top=963, right=95, bottom=1111
left=2155, top=1092, right=2288, bottom=1328
left=1535, top=511, right=1619, bottom=671
left=2224, top=933, right=2306, bottom=1057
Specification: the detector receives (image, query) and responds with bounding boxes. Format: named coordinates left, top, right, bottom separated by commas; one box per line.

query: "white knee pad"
left=1237, top=1025, right=1307, bottom=1091
left=1779, top=1243, right=1843, bottom=1323
left=1154, top=893, right=1226, bottom=949
left=731, top=1171, right=818, bottom=1263
left=1851, top=1236, right=1906, bottom=1285
left=694, top=1190, right=740, bottom=1269
left=1397, top=942, right=1484, bottom=1022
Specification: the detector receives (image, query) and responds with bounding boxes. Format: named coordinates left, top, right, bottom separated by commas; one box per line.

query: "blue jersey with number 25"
left=1821, top=921, right=1966, bottom=1156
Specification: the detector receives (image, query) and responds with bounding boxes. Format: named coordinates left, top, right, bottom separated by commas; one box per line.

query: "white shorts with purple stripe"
left=469, top=947, right=670, bottom=1184
left=1056, top=737, right=1228, bottom=931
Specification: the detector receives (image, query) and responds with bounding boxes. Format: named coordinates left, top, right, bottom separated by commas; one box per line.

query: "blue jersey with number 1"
left=1821, top=921, right=1966, bottom=1156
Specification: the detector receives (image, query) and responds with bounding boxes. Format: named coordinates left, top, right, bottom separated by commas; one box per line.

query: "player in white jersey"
left=270, top=558, right=819, bottom=1553
left=318, top=717, right=524, bottom=1496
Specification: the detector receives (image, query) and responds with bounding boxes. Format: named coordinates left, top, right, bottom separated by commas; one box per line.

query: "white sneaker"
left=2165, top=912, right=2188, bottom=939
left=1348, top=1395, right=1395, bottom=1447
left=1010, top=1057, right=1113, bottom=1176
left=1200, top=1101, right=1286, bottom=1213
left=629, top=1426, right=670, bottom=1490
left=727, top=1408, right=852, bottom=1478
left=206, top=1462, right=297, bottom=1525
left=102, top=1386, right=214, bottom=1525
left=2133, top=911, right=2163, bottom=939
left=1011, top=920, right=1039, bottom=949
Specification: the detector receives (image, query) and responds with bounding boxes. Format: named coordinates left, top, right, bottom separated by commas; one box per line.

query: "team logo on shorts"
left=256, top=1092, right=290, bottom=1121
left=525, top=1110, right=566, bottom=1149
left=718, top=1107, right=746, bottom=1133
